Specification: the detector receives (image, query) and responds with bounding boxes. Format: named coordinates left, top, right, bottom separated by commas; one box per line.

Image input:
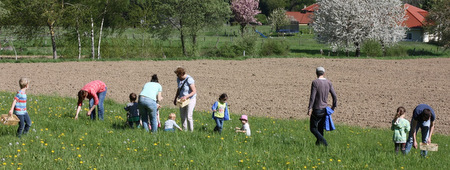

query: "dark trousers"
left=17, top=113, right=32, bottom=137
left=394, top=143, right=406, bottom=154
left=310, top=108, right=328, bottom=146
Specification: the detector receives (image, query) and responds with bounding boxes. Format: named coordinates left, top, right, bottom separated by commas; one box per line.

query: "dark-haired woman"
left=75, top=80, right=107, bottom=120
left=139, top=74, right=163, bottom=133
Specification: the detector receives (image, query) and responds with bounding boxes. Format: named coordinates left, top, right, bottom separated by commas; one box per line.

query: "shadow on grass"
left=111, top=122, right=128, bottom=130
left=407, top=49, right=442, bottom=56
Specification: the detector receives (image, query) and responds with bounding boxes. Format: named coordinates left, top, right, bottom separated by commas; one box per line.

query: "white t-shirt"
left=241, top=123, right=251, bottom=136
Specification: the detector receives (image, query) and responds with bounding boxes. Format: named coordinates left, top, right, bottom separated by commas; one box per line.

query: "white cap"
left=316, top=67, right=325, bottom=73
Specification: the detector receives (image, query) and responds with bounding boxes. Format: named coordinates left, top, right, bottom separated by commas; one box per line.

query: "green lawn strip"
left=0, top=92, right=448, bottom=169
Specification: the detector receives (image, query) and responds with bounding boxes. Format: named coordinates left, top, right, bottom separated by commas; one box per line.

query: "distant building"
left=403, top=3, right=430, bottom=42
left=286, top=3, right=432, bottom=42
left=285, top=4, right=318, bottom=26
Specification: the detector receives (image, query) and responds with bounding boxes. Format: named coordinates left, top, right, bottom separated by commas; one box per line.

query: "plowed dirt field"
left=1, top=58, right=449, bottom=134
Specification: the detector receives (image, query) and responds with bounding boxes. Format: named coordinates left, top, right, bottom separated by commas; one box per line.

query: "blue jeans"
left=139, top=96, right=158, bottom=133
left=89, top=87, right=107, bottom=120
left=164, top=128, right=175, bottom=132
left=17, top=113, right=32, bottom=137
left=405, top=119, right=430, bottom=157
left=214, top=117, right=224, bottom=133
left=310, top=108, right=328, bottom=146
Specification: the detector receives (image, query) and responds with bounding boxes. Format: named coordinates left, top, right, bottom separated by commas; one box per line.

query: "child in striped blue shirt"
left=8, top=78, right=32, bottom=138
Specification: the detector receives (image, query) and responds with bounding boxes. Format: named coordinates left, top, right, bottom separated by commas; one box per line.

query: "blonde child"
left=164, top=113, right=182, bottom=132
left=235, top=115, right=251, bottom=136
left=124, top=93, right=140, bottom=128
left=211, top=93, right=230, bottom=133
left=391, top=106, right=410, bottom=154
left=8, top=78, right=32, bottom=138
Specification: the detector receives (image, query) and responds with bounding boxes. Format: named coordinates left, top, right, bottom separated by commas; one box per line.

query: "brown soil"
left=1, top=58, right=449, bottom=134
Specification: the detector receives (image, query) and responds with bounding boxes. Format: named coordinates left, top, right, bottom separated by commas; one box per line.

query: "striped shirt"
left=78, top=80, right=107, bottom=106
left=14, top=90, right=27, bottom=115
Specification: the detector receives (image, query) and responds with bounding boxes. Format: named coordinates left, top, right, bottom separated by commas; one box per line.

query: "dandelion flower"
left=78, top=154, right=81, bottom=158
left=80, top=161, right=83, bottom=164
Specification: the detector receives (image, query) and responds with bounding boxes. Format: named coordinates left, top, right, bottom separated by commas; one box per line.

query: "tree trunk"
left=76, top=19, right=82, bottom=60
left=355, top=42, right=360, bottom=57
left=48, top=23, right=58, bottom=59
left=91, top=17, right=95, bottom=59
left=240, top=24, right=246, bottom=36
left=98, top=16, right=105, bottom=60
left=191, top=34, right=197, bottom=55
left=180, top=20, right=187, bottom=57
left=381, top=41, right=386, bottom=57
left=98, top=1, right=108, bottom=60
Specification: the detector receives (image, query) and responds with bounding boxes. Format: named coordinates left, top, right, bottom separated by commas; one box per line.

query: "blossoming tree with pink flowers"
left=231, top=0, right=261, bottom=36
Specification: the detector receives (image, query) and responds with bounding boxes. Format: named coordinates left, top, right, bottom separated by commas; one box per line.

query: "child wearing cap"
left=235, top=115, right=251, bottom=136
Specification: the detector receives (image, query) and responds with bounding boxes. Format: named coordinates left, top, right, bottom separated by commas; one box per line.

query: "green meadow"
left=1, top=25, right=449, bottom=61
left=0, top=91, right=448, bottom=169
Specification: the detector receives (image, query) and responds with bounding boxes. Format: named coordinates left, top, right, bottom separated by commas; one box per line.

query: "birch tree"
left=62, top=2, right=90, bottom=59
left=312, top=0, right=407, bottom=57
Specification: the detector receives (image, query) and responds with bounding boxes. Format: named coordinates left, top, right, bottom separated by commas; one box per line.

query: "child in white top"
left=164, top=113, right=182, bottom=132
left=235, top=115, right=251, bottom=136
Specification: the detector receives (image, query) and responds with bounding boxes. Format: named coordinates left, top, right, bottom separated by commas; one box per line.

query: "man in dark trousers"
left=405, top=104, right=436, bottom=157
left=307, top=67, right=337, bottom=146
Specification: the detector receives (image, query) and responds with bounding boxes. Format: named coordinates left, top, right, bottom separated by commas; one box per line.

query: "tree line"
left=0, top=0, right=448, bottom=59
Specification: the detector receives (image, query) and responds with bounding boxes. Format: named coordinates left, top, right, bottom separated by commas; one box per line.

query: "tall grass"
left=0, top=91, right=448, bottom=169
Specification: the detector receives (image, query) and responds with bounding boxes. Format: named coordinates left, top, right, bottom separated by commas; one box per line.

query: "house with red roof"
left=285, top=4, right=318, bottom=25
left=286, top=3, right=431, bottom=42
left=403, top=3, right=430, bottom=42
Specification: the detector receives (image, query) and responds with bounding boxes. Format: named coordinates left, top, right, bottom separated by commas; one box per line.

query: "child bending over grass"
left=164, top=113, right=182, bottom=132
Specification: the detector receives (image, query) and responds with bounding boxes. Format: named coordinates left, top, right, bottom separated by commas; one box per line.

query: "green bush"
left=255, top=14, right=268, bottom=25
left=386, top=45, right=408, bottom=57
left=259, top=39, right=289, bottom=56
left=362, top=40, right=382, bottom=57
left=211, top=36, right=257, bottom=58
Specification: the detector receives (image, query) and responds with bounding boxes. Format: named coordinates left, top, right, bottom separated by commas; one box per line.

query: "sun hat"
left=239, top=115, right=248, bottom=121
left=316, top=67, right=325, bottom=73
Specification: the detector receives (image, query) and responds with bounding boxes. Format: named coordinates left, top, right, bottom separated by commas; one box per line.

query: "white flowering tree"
left=368, top=0, right=408, bottom=56
left=268, top=8, right=291, bottom=32
left=312, top=0, right=407, bottom=57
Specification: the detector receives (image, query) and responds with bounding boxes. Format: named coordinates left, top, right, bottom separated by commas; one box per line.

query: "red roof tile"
left=286, top=11, right=313, bottom=24
left=403, top=3, right=428, bottom=28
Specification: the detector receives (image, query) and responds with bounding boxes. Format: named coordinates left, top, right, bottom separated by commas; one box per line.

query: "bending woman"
left=139, top=74, right=163, bottom=133
left=75, top=80, right=107, bottom=120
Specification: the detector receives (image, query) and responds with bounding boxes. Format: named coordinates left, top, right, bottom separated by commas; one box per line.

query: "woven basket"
left=176, top=98, right=190, bottom=108
left=1, top=114, right=20, bottom=126
left=420, top=143, right=438, bottom=151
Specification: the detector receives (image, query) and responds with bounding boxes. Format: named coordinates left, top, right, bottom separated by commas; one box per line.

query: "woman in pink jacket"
left=75, top=80, right=107, bottom=120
